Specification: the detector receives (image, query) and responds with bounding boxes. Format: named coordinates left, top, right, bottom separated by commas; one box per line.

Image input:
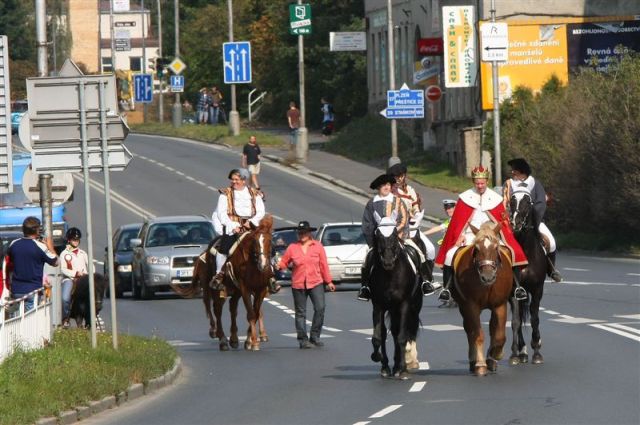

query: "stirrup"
left=210, top=272, right=225, bottom=290
left=438, top=288, right=452, bottom=302
left=357, top=286, right=371, bottom=301
left=514, top=286, right=528, bottom=301
left=421, top=281, right=436, bottom=296
left=550, top=270, right=563, bottom=283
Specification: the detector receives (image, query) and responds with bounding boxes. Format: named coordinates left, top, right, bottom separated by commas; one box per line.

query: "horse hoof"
left=509, top=355, right=520, bottom=366
left=209, top=329, right=216, bottom=339
left=371, top=352, right=382, bottom=363
left=519, top=353, right=529, bottom=364
left=474, top=366, right=488, bottom=376
left=230, top=340, right=239, bottom=349
left=251, top=344, right=260, bottom=351
left=259, top=335, right=269, bottom=342
left=220, top=342, right=229, bottom=351
left=406, top=361, right=419, bottom=370
left=532, top=353, right=544, bottom=364
left=244, top=340, right=251, bottom=350
left=381, top=366, right=391, bottom=378
left=487, top=358, right=498, bottom=372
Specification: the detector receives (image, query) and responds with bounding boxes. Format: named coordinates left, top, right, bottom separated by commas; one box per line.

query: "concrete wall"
left=69, top=0, right=100, bottom=73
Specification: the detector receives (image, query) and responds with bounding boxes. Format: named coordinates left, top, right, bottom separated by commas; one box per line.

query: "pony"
left=172, top=215, right=271, bottom=351
left=69, top=273, right=106, bottom=329
left=509, top=192, right=548, bottom=365
left=369, top=217, right=423, bottom=379
left=451, top=221, right=513, bottom=376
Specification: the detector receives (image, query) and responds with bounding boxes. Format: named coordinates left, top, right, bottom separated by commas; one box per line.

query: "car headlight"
left=117, top=264, right=132, bottom=272
left=52, top=229, right=62, bottom=236
left=146, top=256, right=169, bottom=265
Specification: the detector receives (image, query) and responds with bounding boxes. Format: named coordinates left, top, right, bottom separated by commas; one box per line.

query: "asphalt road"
left=66, top=134, right=639, bottom=425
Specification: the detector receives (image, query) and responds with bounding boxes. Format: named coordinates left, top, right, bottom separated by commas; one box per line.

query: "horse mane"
left=474, top=221, right=501, bottom=244
left=256, top=214, right=273, bottom=234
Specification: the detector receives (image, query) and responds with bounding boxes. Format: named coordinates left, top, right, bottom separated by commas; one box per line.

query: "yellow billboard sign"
left=481, top=24, right=569, bottom=110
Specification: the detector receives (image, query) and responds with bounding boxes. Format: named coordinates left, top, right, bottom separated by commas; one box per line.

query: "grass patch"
left=325, top=115, right=467, bottom=193
left=0, top=330, right=176, bottom=425
left=556, top=231, right=640, bottom=255
left=130, top=122, right=285, bottom=147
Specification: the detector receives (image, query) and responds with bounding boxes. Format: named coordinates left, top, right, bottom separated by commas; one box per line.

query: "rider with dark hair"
left=60, top=227, right=89, bottom=328
left=503, top=158, right=562, bottom=282
left=357, top=174, right=409, bottom=301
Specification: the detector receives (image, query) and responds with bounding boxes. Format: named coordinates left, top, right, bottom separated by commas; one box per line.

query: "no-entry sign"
left=425, top=85, right=442, bottom=102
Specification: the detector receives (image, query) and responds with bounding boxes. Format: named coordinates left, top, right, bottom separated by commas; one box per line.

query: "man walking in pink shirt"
left=277, top=221, right=336, bottom=349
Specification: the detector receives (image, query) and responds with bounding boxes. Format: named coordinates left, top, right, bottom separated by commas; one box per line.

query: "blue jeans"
left=292, top=284, right=326, bottom=342
left=10, top=292, right=35, bottom=317
left=209, top=107, right=219, bottom=124
left=290, top=128, right=298, bottom=146
left=61, top=278, right=73, bottom=319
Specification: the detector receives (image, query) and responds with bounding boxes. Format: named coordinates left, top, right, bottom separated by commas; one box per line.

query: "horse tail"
left=171, top=251, right=206, bottom=298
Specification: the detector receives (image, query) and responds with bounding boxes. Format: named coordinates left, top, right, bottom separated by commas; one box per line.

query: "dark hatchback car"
left=104, top=223, right=142, bottom=298
left=271, top=227, right=301, bottom=283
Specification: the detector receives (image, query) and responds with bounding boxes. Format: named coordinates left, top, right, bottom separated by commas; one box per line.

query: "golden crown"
left=471, top=165, right=490, bottom=179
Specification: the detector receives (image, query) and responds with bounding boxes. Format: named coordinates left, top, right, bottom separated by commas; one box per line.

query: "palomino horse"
left=172, top=217, right=272, bottom=351
left=452, top=221, right=513, bottom=376
left=509, top=192, right=547, bottom=364
left=369, top=217, right=423, bottom=379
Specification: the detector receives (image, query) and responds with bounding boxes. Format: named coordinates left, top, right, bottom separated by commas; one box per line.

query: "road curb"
left=35, top=356, right=182, bottom=424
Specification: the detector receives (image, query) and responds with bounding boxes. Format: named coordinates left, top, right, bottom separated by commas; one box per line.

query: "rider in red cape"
left=435, top=165, right=528, bottom=302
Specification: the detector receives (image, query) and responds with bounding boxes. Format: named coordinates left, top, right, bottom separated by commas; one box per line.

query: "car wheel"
left=114, top=275, right=124, bottom=298
left=132, top=272, right=142, bottom=299
left=140, top=274, right=155, bottom=300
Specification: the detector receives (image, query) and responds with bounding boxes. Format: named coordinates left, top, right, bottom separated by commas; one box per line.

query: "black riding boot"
left=547, top=251, right=563, bottom=282
left=357, top=250, right=373, bottom=301
left=419, top=261, right=440, bottom=296
left=438, top=266, right=453, bottom=302
left=513, top=267, right=528, bottom=300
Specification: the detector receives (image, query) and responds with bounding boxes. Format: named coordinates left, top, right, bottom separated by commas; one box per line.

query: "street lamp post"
left=227, top=0, right=240, bottom=136
left=171, top=0, right=181, bottom=127
left=387, top=0, right=399, bottom=167
left=295, top=0, right=308, bottom=163
left=157, top=0, right=163, bottom=123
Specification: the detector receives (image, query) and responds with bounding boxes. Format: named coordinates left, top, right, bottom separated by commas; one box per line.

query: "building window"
left=130, top=57, right=142, bottom=72
left=380, top=31, right=387, bottom=94
left=101, top=57, right=113, bottom=73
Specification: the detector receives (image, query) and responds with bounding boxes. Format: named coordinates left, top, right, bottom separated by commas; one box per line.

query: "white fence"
left=0, top=288, right=53, bottom=362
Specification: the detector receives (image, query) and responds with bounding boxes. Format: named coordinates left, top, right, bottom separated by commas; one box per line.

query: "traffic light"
left=151, top=57, right=171, bottom=78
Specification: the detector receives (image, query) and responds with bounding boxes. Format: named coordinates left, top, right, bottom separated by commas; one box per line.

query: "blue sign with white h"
left=170, top=75, right=185, bottom=92
left=223, top=41, right=252, bottom=84
left=134, top=74, right=153, bottom=103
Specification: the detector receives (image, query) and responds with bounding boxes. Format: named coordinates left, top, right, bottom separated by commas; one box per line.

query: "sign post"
left=0, top=35, right=12, bottom=194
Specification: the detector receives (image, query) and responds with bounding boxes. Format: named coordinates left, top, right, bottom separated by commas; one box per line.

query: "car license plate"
left=177, top=269, right=192, bottom=278
left=345, top=267, right=360, bottom=275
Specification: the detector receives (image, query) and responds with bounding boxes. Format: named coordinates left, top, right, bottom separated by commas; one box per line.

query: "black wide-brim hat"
left=296, top=221, right=317, bottom=233
left=387, top=163, right=407, bottom=176
left=507, top=158, right=531, bottom=176
left=369, top=174, right=396, bottom=190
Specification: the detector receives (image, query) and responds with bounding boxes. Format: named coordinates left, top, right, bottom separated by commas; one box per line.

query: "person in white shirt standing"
left=60, top=227, right=88, bottom=328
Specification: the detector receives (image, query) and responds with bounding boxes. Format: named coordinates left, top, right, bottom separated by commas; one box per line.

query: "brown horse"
left=172, top=215, right=272, bottom=351
left=451, top=221, right=513, bottom=376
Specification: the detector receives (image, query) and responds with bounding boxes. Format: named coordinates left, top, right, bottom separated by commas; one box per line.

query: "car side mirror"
left=130, top=238, right=142, bottom=248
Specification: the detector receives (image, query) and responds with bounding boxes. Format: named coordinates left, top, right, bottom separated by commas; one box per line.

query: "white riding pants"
left=216, top=252, right=227, bottom=274
left=539, top=222, right=556, bottom=253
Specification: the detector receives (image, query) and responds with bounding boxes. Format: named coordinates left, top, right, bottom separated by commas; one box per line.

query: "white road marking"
left=74, top=175, right=156, bottom=218
left=276, top=305, right=288, bottom=310
left=323, top=326, right=342, bottom=333
left=93, top=260, right=104, bottom=266
left=560, top=280, right=632, bottom=287
left=167, top=340, right=201, bottom=347
left=590, top=324, right=640, bottom=342
left=350, top=328, right=373, bottom=335
left=409, top=381, right=426, bottom=392
left=353, top=422, right=371, bottom=425
left=423, top=324, right=464, bottom=331
left=563, top=267, right=590, bottom=272
left=626, top=273, right=640, bottom=277
left=604, top=323, right=640, bottom=335
left=551, top=316, right=604, bottom=324
left=419, top=361, right=430, bottom=370
left=281, top=333, right=334, bottom=339
left=614, top=314, right=640, bottom=320
left=369, top=405, right=402, bottom=418
left=540, top=309, right=560, bottom=315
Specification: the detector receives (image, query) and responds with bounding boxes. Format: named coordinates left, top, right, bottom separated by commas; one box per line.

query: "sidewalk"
left=256, top=128, right=457, bottom=224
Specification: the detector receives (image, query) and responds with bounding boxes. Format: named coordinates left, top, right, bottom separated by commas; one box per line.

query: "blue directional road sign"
left=170, top=75, right=184, bottom=93
left=134, top=74, right=153, bottom=103
left=380, top=83, right=424, bottom=119
left=223, top=41, right=252, bottom=84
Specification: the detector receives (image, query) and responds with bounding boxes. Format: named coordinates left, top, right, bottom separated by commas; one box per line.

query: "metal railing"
left=248, top=89, right=267, bottom=122
left=0, top=288, right=53, bottom=362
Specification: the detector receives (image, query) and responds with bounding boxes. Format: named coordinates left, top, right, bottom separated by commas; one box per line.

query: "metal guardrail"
left=0, top=287, right=53, bottom=362
left=248, top=89, right=267, bottom=122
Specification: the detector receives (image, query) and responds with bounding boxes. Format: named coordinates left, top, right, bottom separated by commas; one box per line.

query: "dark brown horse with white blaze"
left=509, top=192, right=547, bottom=365
left=452, top=221, right=513, bottom=376
left=172, top=215, right=272, bottom=351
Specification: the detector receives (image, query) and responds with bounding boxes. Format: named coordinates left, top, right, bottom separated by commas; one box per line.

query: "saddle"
left=402, top=239, right=422, bottom=274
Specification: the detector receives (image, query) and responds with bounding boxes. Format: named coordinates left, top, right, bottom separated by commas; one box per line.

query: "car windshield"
left=271, top=229, right=298, bottom=254
left=321, top=225, right=365, bottom=246
left=146, top=222, right=214, bottom=247
left=116, top=227, right=141, bottom=251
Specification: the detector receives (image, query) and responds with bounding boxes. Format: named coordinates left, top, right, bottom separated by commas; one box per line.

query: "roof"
left=145, top=215, right=211, bottom=224
left=118, top=222, right=142, bottom=230
left=320, top=222, right=362, bottom=227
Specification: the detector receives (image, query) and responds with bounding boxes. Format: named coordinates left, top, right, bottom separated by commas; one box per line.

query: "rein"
left=472, top=241, right=502, bottom=281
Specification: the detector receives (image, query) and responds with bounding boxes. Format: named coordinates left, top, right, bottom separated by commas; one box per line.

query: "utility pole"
left=35, top=0, right=52, bottom=241
left=387, top=0, right=399, bottom=167
left=295, top=0, right=308, bottom=163
left=142, top=0, right=147, bottom=122
left=171, top=0, right=181, bottom=127
left=227, top=0, right=240, bottom=136
left=490, top=0, right=502, bottom=184
left=157, top=0, right=164, bottom=123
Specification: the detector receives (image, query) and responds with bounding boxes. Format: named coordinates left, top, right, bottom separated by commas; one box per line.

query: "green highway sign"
left=289, top=4, right=312, bottom=35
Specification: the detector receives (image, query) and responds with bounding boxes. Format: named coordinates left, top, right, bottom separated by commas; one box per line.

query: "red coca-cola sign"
left=417, top=38, right=443, bottom=56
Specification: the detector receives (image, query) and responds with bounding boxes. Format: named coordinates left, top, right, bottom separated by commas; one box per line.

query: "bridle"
left=472, top=237, right=502, bottom=284
left=251, top=232, right=270, bottom=272
left=510, top=193, right=534, bottom=233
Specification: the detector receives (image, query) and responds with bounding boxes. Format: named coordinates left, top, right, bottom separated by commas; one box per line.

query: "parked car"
left=11, top=100, right=27, bottom=134
left=104, top=223, right=142, bottom=298
left=271, top=227, right=300, bottom=283
left=130, top=215, right=215, bottom=300
left=0, top=230, right=23, bottom=263
left=316, top=222, right=367, bottom=283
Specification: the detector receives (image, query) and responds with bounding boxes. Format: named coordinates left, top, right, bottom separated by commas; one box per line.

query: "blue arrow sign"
left=223, top=41, right=252, bottom=84
left=170, top=75, right=184, bottom=92
left=382, top=83, right=425, bottom=119
left=134, top=74, right=153, bottom=103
